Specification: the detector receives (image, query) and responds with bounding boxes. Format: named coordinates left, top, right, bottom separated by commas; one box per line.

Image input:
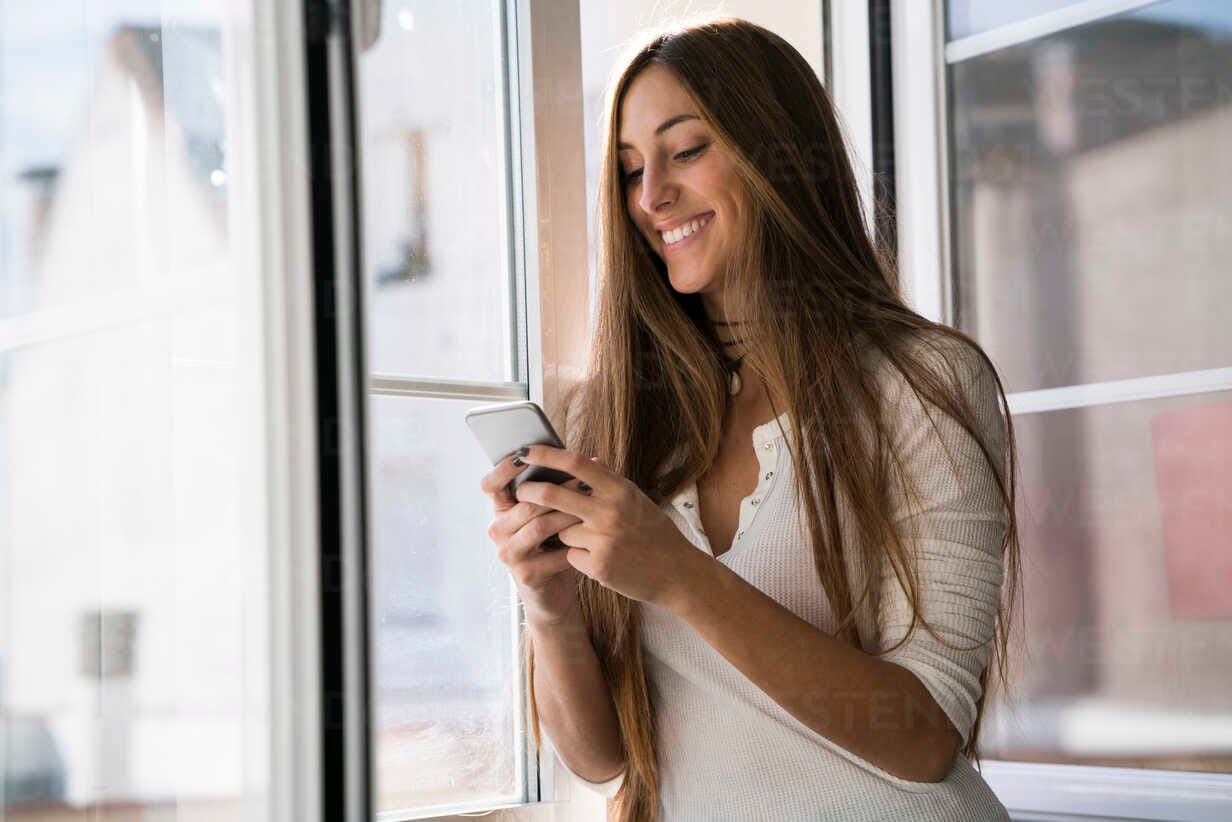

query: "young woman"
left=480, top=16, right=1022, bottom=821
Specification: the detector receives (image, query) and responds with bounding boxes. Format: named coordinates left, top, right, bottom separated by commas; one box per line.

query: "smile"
left=660, top=212, right=714, bottom=254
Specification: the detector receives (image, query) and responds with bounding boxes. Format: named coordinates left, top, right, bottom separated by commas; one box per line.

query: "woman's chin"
left=668, top=272, right=712, bottom=295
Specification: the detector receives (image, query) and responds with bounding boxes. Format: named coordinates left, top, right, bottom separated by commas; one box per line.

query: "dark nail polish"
left=517, top=446, right=530, bottom=456
left=512, top=457, right=524, bottom=467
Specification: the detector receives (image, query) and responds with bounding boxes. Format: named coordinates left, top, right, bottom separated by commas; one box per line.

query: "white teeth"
left=661, top=213, right=711, bottom=244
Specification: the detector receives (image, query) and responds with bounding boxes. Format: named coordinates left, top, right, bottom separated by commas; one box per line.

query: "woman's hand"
left=511, top=445, right=703, bottom=609
left=480, top=449, right=589, bottom=625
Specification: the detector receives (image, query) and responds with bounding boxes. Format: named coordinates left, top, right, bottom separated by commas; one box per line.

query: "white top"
left=545, top=341, right=1012, bottom=820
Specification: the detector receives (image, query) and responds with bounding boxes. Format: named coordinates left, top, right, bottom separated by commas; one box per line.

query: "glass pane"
left=983, top=391, right=1232, bottom=773
left=946, top=0, right=1084, bottom=41
left=947, top=0, right=1232, bottom=391
left=357, top=0, right=518, bottom=383
left=1, top=1, right=272, bottom=817
left=369, top=394, right=523, bottom=813
left=580, top=1, right=826, bottom=323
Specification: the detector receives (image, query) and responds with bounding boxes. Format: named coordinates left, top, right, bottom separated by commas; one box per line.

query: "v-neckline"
left=669, top=411, right=791, bottom=561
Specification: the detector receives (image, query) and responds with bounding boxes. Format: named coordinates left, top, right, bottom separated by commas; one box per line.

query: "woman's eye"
left=622, top=143, right=708, bottom=186
left=675, top=144, right=707, bottom=164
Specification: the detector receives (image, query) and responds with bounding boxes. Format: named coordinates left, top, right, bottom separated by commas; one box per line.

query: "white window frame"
left=251, top=4, right=326, bottom=820
left=826, top=0, right=876, bottom=241
left=885, top=1, right=1232, bottom=819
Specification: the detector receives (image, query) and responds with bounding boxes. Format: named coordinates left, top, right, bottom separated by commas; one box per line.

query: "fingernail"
left=577, top=481, right=591, bottom=493
left=517, top=446, right=530, bottom=457
left=512, top=457, right=524, bottom=467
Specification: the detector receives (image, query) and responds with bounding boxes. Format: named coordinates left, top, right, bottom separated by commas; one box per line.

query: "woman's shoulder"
left=858, top=329, right=1006, bottom=458
left=864, top=328, right=997, bottom=401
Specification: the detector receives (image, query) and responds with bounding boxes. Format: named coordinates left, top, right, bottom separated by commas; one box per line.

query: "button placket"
left=736, top=438, right=780, bottom=544
left=671, top=483, right=704, bottom=539
left=684, top=491, right=698, bottom=535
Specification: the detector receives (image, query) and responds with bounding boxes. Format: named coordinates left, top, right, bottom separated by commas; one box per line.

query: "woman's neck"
left=710, top=316, right=754, bottom=361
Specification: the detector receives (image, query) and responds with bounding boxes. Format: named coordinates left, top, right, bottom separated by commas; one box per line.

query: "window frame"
left=883, top=1, right=1232, bottom=819
left=826, top=0, right=877, bottom=239
left=255, top=3, right=329, bottom=820
left=305, top=0, right=375, bottom=819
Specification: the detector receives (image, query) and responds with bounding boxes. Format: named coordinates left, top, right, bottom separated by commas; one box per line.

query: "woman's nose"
left=638, top=163, right=675, bottom=214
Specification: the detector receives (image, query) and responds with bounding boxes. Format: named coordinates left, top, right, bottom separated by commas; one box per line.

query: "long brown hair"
left=524, top=16, right=1023, bottom=821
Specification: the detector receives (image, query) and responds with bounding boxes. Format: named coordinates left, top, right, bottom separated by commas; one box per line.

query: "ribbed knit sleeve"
left=876, top=339, right=1011, bottom=750
left=541, top=727, right=626, bottom=797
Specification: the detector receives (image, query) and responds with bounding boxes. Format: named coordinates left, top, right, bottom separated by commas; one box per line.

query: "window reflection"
left=358, top=0, right=514, bottom=381
left=949, top=0, right=1232, bottom=391
left=1, top=3, right=270, bottom=819
left=984, top=392, right=1232, bottom=773
left=369, top=395, right=523, bottom=811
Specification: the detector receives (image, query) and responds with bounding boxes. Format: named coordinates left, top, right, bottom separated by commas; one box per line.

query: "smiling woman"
left=516, top=15, right=1024, bottom=822
left=616, top=67, right=746, bottom=303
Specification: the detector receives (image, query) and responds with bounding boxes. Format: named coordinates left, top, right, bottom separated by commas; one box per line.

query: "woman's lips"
left=661, top=212, right=714, bottom=254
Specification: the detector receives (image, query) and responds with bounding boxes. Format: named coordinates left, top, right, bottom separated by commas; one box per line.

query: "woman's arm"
left=664, top=556, right=959, bottom=783
left=528, top=603, right=627, bottom=785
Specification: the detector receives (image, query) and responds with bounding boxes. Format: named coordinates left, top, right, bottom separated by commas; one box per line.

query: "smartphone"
left=466, top=400, right=575, bottom=549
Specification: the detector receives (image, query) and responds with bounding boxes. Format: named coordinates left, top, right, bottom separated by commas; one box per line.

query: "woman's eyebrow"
left=617, top=113, right=700, bottom=150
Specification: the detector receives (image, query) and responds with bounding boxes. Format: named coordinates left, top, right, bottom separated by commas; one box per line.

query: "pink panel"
left=1150, top=400, right=1232, bottom=619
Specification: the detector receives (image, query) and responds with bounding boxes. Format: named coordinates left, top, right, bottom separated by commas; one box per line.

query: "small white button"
left=764, top=471, right=773, bottom=480
left=736, top=530, right=744, bottom=539
left=683, top=501, right=693, bottom=508
left=762, top=442, right=772, bottom=450
left=751, top=498, right=759, bottom=506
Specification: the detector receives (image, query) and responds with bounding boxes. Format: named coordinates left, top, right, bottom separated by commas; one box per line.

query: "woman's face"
left=618, top=64, right=744, bottom=301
